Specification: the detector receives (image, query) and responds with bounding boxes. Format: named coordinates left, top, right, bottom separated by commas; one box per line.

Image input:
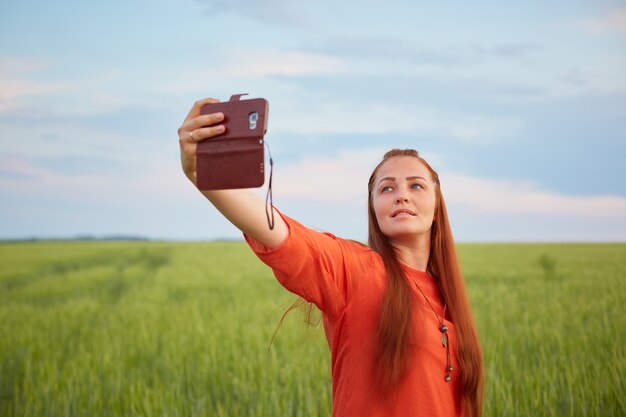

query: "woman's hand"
left=177, top=98, right=226, bottom=186
left=176, top=97, right=289, bottom=248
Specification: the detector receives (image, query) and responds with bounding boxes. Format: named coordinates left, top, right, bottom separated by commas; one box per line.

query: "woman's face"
left=371, top=156, right=438, bottom=241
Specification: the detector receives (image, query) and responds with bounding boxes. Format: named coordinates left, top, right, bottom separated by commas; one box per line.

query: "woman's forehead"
left=375, top=156, right=431, bottom=180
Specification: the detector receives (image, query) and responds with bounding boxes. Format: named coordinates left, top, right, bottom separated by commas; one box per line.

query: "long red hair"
left=368, top=149, right=484, bottom=417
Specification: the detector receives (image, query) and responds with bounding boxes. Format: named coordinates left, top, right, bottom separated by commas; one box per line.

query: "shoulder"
left=328, top=234, right=385, bottom=279
left=284, top=214, right=383, bottom=276
left=322, top=231, right=379, bottom=260
left=247, top=211, right=383, bottom=275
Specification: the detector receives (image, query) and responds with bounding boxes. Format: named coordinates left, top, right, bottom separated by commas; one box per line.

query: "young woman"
left=178, top=98, right=484, bottom=417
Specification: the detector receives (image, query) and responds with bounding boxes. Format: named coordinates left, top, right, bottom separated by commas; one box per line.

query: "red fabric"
left=245, top=213, right=463, bottom=417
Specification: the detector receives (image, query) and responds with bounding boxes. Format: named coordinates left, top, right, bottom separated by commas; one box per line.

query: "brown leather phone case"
left=196, top=94, right=269, bottom=190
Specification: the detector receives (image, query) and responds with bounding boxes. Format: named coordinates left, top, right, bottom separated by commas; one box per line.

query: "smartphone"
left=196, top=94, right=269, bottom=190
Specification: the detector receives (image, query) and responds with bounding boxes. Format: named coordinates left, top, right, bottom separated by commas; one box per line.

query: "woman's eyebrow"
left=377, top=176, right=396, bottom=185
left=378, top=176, right=428, bottom=185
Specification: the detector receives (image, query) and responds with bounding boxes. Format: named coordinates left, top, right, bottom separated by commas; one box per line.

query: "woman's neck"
left=390, top=232, right=431, bottom=271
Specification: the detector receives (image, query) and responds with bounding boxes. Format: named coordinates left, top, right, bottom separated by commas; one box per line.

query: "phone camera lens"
left=249, top=112, right=259, bottom=129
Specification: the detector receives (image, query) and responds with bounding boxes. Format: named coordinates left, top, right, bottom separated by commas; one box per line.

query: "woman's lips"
left=392, top=209, right=416, bottom=217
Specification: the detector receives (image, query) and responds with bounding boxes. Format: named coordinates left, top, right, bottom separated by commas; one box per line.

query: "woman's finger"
left=177, top=115, right=225, bottom=143
left=188, top=125, right=226, bottom=143
left=178, top=122, right=225, bottom=143
left=178, top=97, right=226, bottom=184
left=184, top=97, right=220, bottom=121
left=188, top=112, right=225, bottom=131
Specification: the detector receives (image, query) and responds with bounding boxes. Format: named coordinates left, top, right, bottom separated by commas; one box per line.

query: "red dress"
left=245, top=213, right=463, bottom=417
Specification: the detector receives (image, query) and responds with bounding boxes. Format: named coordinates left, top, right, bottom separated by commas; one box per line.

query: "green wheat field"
left=0, top=241, right=624, bottom=416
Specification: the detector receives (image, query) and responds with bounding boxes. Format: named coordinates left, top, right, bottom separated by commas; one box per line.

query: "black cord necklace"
left=410, top=272, right=453, bottom=382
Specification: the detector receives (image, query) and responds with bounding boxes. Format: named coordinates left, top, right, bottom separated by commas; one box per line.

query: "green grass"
left=0, top=241, right=624, bottom=416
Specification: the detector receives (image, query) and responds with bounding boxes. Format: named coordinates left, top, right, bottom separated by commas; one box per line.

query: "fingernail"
left=216, top=112, right=224, bottom=120
left=217, top=125, right=225, bottom=132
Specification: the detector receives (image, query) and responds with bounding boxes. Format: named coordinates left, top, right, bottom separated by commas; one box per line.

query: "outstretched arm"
left=177, top=98, right=289, bottom=249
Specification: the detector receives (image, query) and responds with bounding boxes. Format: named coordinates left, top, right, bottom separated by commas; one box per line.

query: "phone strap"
left=265, top=142, right=275, bottom=230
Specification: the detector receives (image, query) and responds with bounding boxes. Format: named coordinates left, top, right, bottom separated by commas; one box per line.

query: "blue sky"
left=1, top=0, right=625, bottom=242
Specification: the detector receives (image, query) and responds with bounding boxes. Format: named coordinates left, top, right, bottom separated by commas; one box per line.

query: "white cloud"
left=0, top=55, right=176, bottom=117
left=154, top=47, right=525, bottom=144
left=0, top=155, right=112, bottom=199
left=212, top=48, right=348, bottom=79
left=271, top=98, right=523, bottom=142
left=273, top=150, right=626, bottom=223
left=0, top=121, right=151, bottom=160
left=0, top=78, right=68, bottom=102
left=104, top=48, right=334, bottom=105
left=0, top=151, right=189, bottom=204
left=0, top=57, right=51, bottom=73
left=273, top=148, right=384, bottom=204
left=442, top=173, right=626, bottom=219
left=0, top=118, right=190, bottom=208
left=149, top=48, right=347, bottom=101
left=2, top=146, right=624, bottom=241
left=200, top=0, right=308, bottom=26
left=0, top=58, right=71, bottom=112
left=578, top=6, right=626, bottom=34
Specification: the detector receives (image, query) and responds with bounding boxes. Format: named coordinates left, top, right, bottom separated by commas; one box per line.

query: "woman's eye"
left=381, top=185, right=394, bottom=193
left=411, top=183, right=423, bottom=190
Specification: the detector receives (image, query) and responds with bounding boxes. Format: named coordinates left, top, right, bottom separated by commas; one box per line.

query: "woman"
left=178, top=98, right=484, bottom=417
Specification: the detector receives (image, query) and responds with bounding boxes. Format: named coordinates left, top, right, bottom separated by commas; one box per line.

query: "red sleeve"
left=244, top=212, right=370, bottom=317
